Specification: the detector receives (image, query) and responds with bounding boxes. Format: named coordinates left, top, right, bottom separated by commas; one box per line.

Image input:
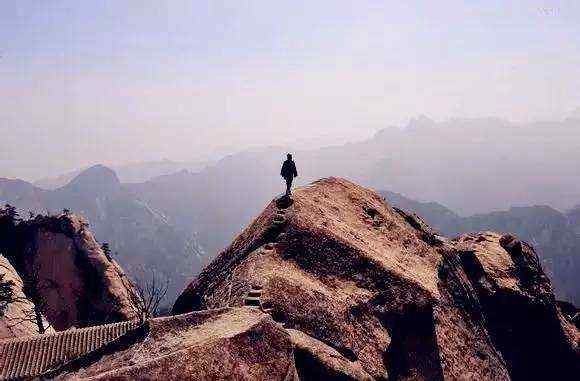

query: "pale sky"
left=1, top=1, right=579, bottom=180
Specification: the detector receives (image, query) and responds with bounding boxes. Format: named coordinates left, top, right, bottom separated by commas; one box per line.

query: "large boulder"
left=174, top=177, right=579, bottom=380
left=0, top=211, right=135, bottom=330
left=450, top=232, right=579, bottom=380
left=52, top=307, right=297, bottom=380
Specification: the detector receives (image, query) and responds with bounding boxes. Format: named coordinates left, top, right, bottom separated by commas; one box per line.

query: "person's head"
left=287, top=153, right=292, bottom=160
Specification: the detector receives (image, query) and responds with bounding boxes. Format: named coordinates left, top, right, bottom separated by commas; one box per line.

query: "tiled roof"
left=0, top=320, right=140, bottom=380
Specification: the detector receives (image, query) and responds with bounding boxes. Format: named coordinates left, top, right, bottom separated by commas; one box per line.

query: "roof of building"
left=0, top=319, right=141, bottom=380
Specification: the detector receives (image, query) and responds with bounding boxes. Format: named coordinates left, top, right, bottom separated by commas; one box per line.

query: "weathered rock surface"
left=449, top=232, right=579, bottom=380
left=174, top=177, right=579, bottom=380
left=288, top=328, right=373, bottom=381
left=0, top=255, right=53, bottom=339
left=52, top=307, right=297, bottom=380
left=0, top=211, right=135, bottom=331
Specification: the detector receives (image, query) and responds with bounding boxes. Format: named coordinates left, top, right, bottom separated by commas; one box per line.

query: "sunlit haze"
left=1, top=1, right=579, bottom=180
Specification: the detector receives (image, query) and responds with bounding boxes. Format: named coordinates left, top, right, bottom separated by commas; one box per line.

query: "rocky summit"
left=1, top=178, right=578, bottom=380
left=173, top=177, right=578, bottom=380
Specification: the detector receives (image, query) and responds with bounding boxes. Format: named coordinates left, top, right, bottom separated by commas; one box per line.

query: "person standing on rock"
left=280, top=153, right=298, bottom=196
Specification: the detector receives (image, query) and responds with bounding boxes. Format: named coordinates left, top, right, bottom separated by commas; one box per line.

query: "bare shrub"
left=126, top=268, right=169, bottom=322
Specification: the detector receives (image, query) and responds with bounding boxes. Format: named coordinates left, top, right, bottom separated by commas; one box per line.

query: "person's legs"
left=285, top=177, right=293, bottom=195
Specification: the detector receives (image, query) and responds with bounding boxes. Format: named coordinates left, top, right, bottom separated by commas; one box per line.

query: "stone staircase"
left=241, top=200, right=293, bottom=327
left=244, top=285, right=263, bottom=308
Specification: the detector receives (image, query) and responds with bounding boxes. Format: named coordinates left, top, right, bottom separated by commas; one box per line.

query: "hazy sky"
left=1, top=1, right=579, bottom=180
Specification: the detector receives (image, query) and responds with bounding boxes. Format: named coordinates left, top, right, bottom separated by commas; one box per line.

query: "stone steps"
left=241, top=202, right=294, bottom=315
left=273, top=208, right=287, bottom=226
left=244, top=296, right=261, bottom=307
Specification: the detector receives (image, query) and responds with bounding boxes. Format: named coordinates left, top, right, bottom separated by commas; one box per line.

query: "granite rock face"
left=0, top=211, right=135, bottom=331
left=0, top=254, right=53, bottom=339
left=174, top=177, right=579, bottom=380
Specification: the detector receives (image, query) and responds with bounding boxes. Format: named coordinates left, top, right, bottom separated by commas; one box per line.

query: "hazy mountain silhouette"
left=33, top=159, right=213, bottom=190
left=127, top=148, right=286, bottom=255
left=119, top=117, right=580, bottom=256
left=133, top=116, right=580, bottom=213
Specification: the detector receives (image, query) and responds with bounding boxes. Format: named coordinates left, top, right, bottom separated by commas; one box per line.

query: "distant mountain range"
left=118, top=116, right=580, bottom=256
left=3, top=117, right=580, bottom=304
left=33, top=159, right=212, bottom=190
left=0, top=165, right=204, bottom=303
left=32, top=116, right=580, bottom=215
left=382, top=190, right=580, bottom=305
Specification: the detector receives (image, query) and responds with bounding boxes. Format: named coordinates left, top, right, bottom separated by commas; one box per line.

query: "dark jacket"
left=281, top=159, right=298, bottom=179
